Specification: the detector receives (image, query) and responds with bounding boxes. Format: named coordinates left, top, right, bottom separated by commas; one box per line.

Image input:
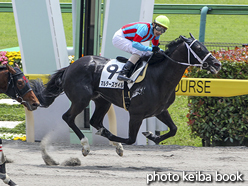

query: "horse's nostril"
left=214, top=62, right=221, bottom=67
left=32, top=103, right=40, bottom=107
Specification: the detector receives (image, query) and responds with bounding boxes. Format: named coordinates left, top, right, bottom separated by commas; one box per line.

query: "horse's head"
left=5, top=64, right=40, bottom=111
left=180, top=33, right=221, bottom=74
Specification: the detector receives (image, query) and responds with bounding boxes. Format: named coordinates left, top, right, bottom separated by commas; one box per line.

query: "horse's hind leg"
left=143, top=110, right=177, bottom=144
left=62, top=101, right=91, bottom=156
left=97, top=113, right=143, bottom=145
left=90, top=97, right=124, bottom=156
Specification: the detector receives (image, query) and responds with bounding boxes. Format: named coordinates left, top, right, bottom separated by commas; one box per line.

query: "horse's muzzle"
left=22, top=101, right=40, bottom=111
left=210, top=61, right=222, bottom=74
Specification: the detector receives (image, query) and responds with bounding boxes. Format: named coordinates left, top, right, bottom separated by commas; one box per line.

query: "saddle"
left=116, top=51, right=166, bottom=80
left=116, top=56, right=148, bottom=111
left=116, top=52, right=165, bottom=110
left=116, top=56, right=148, bottom=83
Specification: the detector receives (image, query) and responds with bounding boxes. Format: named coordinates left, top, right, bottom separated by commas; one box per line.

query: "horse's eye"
left=197, top=46, right=202, bottom=52
left=17, top=79, right=25, bottom=89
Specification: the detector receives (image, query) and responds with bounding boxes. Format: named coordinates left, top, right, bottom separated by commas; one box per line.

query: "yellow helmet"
left=154, top=15, right=170, bottom=29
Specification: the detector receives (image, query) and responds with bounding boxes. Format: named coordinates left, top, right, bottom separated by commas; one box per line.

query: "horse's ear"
left=180, top=35, right=186, bottom=40
left=189, top=33, right=196, bottom=40
left=180, top=35, right=190, bottom=42
left=14, top=62, right=20, bottom=69
left=6, top=64, right=17, bottom=75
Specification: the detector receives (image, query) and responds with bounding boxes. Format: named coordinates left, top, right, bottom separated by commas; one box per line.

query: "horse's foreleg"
left=80, top=138, right=90, bottom=156
left=62, top=104, right=90, bottom=156
left=143, top=110, right=177, bottom=144
left=91, top=98, right=124, bottom=156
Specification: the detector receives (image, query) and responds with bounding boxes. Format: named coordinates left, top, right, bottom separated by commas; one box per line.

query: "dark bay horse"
left=0, top=65, right=40, bottom=186
left=0, top=64, right=40, bottom=111
left=31, top=34, right=221, bottom=156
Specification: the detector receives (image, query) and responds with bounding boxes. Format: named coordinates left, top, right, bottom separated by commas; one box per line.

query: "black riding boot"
left=117, top=61, right=134, bottom=82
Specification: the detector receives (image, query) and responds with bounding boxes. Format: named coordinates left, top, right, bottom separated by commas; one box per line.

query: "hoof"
left=81, top=137, right=90, bottom=157
left=116, top=148, right=124, bottom=157
left=82, top=148, right=90, bottom=157
left=112, top=142, right=124, bottom=157
left=142, top=131, right=153, bottom=137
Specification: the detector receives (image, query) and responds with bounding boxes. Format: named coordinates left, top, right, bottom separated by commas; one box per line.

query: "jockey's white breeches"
left=112, top=29, right=151, bottom=57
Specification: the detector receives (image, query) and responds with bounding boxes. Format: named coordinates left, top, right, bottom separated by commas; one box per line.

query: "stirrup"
left=117, top=75, right=134, bottom=83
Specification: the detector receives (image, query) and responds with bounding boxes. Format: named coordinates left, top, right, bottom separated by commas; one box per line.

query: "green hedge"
left=187, top=60, right=248, bottom=146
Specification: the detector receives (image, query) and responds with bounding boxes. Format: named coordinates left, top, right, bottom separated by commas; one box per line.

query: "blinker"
left=5, top=67, right=32, bottom=101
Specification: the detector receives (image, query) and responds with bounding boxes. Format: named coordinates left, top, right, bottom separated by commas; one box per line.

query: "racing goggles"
left=155, top=25, right=167, bottom=33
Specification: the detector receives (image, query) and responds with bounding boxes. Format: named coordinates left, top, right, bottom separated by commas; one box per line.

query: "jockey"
left=112, top=15, right=170, bottom=82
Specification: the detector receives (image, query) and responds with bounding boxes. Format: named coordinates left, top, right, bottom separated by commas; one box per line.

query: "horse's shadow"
left=36, top=163, right=180, bottom=173
left=36, top=144, right=187, bottom=173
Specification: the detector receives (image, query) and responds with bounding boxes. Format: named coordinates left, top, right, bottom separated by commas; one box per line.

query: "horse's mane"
left=140, top=36, right=184, bottom=64
left=164, top=36, right=184, bottom=56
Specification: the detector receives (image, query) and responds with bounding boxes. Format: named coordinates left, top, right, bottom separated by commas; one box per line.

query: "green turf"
left=0, top=104, right=25, bottom=121
left=1, top=0, right=248, bottom=49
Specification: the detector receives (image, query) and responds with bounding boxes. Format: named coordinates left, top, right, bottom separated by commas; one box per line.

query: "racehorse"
left=0, top=64, right=40, bottom=186
left=0, top=64, right=40, bottom=111
left=31, top=34, right=221, bottom=157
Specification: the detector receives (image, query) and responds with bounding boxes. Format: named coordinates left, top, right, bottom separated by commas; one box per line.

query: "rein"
left=161, top=39, right=212, bottom=68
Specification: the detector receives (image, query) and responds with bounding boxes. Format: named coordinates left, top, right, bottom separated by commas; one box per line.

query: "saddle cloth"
left=99, top=58, right=148, bottom=90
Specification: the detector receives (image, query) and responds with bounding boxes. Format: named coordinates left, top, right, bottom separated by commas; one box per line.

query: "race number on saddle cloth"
left=99, top=58, right=148, bottom=89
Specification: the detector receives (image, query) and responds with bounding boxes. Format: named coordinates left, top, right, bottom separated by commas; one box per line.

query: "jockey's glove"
left=152, top=46, right=160, bottom=53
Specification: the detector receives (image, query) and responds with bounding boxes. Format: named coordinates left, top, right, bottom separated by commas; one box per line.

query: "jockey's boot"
left=117, top=61, right=134, bottom=82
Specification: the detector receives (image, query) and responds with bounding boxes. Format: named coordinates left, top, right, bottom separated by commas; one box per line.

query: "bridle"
left=185, top=39, right=212, bottom=68
left=162, top=39, right=214, bottom=69
left=5, top=68, right=32, bottom=104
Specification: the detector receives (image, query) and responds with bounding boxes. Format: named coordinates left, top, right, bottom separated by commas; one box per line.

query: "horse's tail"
left=30, top=67, right=67, bottom=108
